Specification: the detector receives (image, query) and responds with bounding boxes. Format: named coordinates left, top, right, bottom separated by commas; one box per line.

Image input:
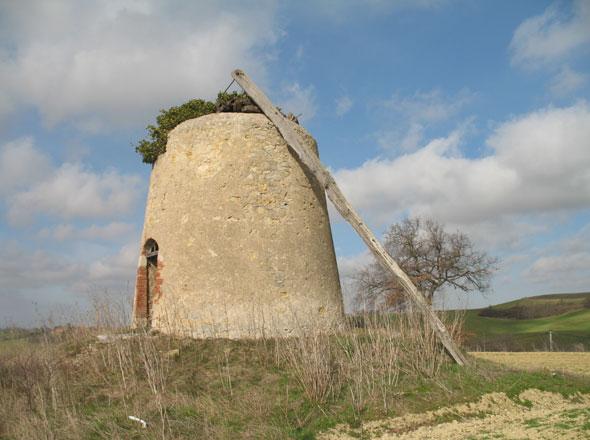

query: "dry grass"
left=260, top=306, right=464, bottom=421
left=470, top=351, right=590, bottom=376
left=0, top=300, right=467, bottom=439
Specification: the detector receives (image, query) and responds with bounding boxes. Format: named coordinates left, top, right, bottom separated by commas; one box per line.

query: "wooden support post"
left=232, top=69, right=467, bottom=366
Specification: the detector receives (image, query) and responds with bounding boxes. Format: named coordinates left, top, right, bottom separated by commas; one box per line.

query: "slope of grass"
left=0, top=311, right=462, bottom=439
left=466, top=308, right=590, bottom=335
left=489, top=292, right=590, bottom=310
left=2, top=326, right=590, bottom=439
left=477, top=292, right=590, bottom=320
left=464, top=293, right=590, bottom=351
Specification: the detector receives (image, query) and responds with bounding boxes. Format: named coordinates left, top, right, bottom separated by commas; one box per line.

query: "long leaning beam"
left=232, top=69, right=467, bottom=366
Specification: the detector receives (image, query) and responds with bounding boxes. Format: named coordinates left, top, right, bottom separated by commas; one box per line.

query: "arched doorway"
left=144, top=239, right=159, bottom=326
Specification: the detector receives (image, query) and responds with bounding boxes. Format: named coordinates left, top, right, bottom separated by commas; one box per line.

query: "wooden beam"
left=231, top=69, right=467, bottom=366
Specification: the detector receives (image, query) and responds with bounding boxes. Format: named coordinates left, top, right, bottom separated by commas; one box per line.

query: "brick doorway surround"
left=134, top=239, right=162, bottom=326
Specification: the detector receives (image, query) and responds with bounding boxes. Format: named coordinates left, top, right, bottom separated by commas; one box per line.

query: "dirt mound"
left=320, top=389, right=590, bottom=439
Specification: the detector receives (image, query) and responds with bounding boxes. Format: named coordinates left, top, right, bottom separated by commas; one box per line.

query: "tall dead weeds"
left=0, top=297, right=464, bottom=439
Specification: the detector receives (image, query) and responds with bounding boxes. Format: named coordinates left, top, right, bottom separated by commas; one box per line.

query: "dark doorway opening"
left=144, top=239, right=159, bottom=326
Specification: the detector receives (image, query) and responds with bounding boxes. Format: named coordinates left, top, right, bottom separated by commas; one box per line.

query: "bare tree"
left=354, top=217, right=498, bottom=310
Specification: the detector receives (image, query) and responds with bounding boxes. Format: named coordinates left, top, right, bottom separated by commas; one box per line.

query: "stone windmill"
left=133, top=92, right=343, bottom=339
left=133, top=70, right=465, bottom=365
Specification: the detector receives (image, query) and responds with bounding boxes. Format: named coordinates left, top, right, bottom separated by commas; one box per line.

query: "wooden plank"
left=232, top=69, right=467, bottom=366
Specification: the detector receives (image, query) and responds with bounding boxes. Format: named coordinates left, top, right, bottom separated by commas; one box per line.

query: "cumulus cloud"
left=376, top=88, right=474, bottom=152
left=337, top=251, right=373, bottom=279
left=73, top=241, right=138, bottom=302
left=334, top=102, right=590, bottom=235
left=336, top=251, right=373, bottom=312
left=557, top=223, right=590, bottom=254
left=335, top=95, right=353, bottom=117
left=0, top=137, right=143, bottom=225
left=0, top=245, right=83, bottom=291
left=521, top=223, right=590, bottom=288
left=87, top=242, right=138, bottom=286
left=0, top=240, right=138, bottom=324
left=510, top=0, right=590, bottom=67
left=38, top=222, right=136, bottom=241
left=549, top=65, right=587, bottom=96
left=0, top=0, right=279, bottom=129
left=524, top=251, right=590, bottom=290
left=0, top=137, right=52, bottom=196
left=280, top=82, right=317, bottom=121
left=8, top=163, right=142, bottom=225
left=0, top=90, right=15, bottom=125
left=383, top=89, right=472, bottom=123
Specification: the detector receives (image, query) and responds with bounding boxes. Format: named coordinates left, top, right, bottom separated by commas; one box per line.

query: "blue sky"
left=1, top=0, right=590, bottom=324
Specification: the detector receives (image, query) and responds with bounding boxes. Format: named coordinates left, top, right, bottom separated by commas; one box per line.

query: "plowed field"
left=471, top=351, right=590, bottom=376
left=320, top=389, right=590, bottom=439
left=320, top=352, right=590, bottom=439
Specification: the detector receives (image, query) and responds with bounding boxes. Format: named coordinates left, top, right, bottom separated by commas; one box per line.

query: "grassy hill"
left=463, top=292, right=590, bottom=351
left=2, top=322, right=590, bottom=438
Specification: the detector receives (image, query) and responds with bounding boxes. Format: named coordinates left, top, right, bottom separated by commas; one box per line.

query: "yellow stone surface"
left=134, top=113, right=344, bottom=338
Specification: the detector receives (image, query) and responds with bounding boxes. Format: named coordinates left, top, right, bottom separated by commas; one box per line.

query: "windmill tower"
left=133, top=111, right=344, bottom=338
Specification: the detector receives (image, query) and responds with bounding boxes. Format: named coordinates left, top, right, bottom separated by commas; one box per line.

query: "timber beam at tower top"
left=231, top=68, right=467, bottom=366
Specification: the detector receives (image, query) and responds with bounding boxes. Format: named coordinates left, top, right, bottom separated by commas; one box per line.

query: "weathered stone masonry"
left=133, top=112, right=344, bottom=338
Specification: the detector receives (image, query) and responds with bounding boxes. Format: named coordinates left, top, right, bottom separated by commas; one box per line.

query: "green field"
left=463, top=292, right=590, bottom=351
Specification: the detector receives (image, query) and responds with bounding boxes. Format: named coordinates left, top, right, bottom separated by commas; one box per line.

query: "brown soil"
left=320, top=353, right=590, bottom=439
left=320, top=389, right=590, bottom=439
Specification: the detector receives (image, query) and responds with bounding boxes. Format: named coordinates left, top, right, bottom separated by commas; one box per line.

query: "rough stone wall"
left=133, top=112, right=343, bottom=338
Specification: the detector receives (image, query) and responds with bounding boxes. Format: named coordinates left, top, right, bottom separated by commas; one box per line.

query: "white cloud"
left=0, top=90, right=15, bottom=125
left=487, top=103, right=590, bottom=186
left=510, top=0, right=590, bottom=67
left=337, top=251, right=373, bottom=279
left=335, top=95, right=353, bottom=117
left=280, top=82, right=317, bottom=121
left=0, top=245, right=83, bottom=291
left=549, top=65, right=587, bottom=96
left=557, top=223, right=590, bottom=254
left=8, top=163, right=142, bottom=225
left=336, top=251, right=373, bottom=312
left=520, top=222, right=590, bottom=289
left=0, top=137, right=143, bottom=225
left=383, top=89, right=472, bottom=123
left=451, top=218, right=550, bottom=253
left=0, top=136, right=142, bottom=323
left=524, top=251, right=590, bottom=290
left=0, top=138, right=52, bottom=196
left=334, top=102, right=590, bottom=234
left=399, top=123, right=425, bottom=151
left=39, top=222, right=136, bottom=241
left=377, top=88, right=473, bottom=152
left=0, top=240, right=138, bottom=324
left=87, top=242, right=138, bottom=285
left=0, top=0, right=280, bottom=129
